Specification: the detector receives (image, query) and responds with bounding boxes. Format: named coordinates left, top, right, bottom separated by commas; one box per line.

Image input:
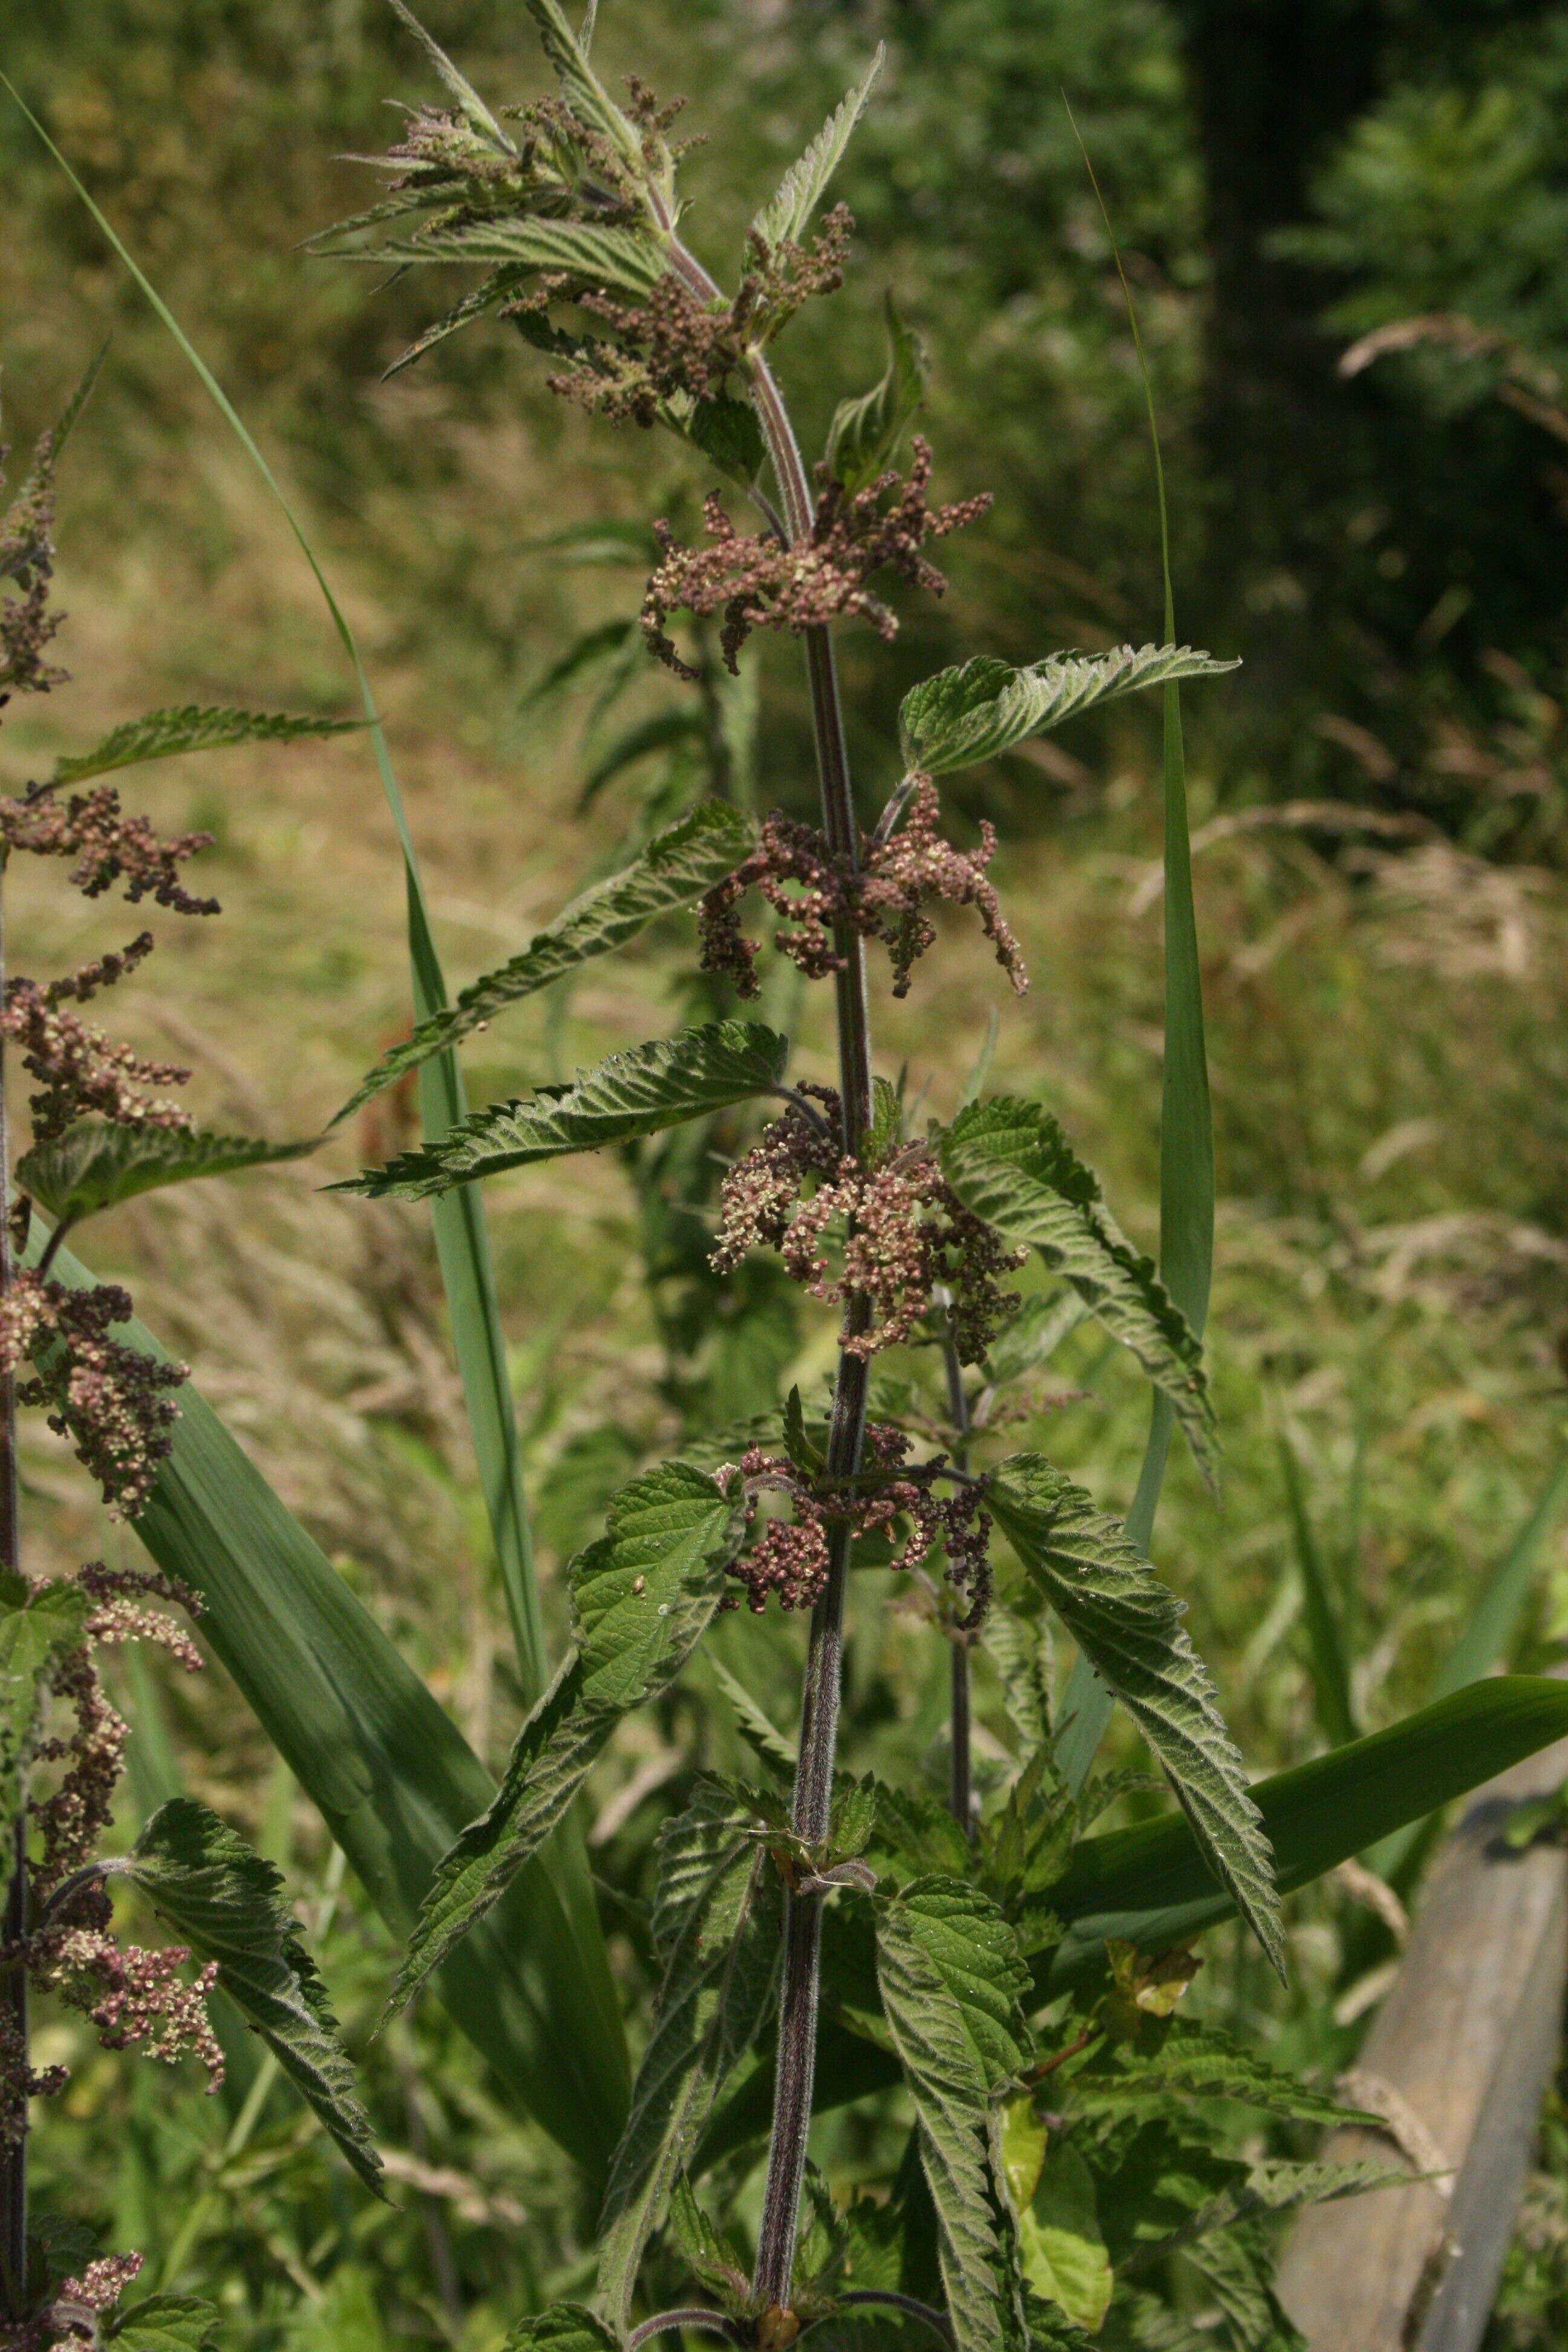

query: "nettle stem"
left=666, top=234, right=877, bottom=2311
left=939, top=1307, right=975, bottom=1836
left=0, top=868, right=27, bottom=2314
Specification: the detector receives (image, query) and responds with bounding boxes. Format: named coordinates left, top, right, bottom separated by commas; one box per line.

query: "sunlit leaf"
left=943, top=1100, right=1214, bottom=1478
left=337, top=216, right=667, bottom=292
left=385, top=1463, right=746, bottom=2015
left=18, top=1123, right=318, bottom=1227
left=340, top=1022, right=789, bottom=1199
left=877, top=1877, right=1030, bottom=2352
left=751, top=48, right=886, bottom=253
left=105, top=2296, right=220, bottom=2352
left=898, top=645, right=1237, bottom=777
left=988, top=1456, right=1282, bottom=1976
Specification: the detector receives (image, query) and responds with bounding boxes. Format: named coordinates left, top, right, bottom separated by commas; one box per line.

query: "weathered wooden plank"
left=1276, top=1725, right=1568, bottom=2351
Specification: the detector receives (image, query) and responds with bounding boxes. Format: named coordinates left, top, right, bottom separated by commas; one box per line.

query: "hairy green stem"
left=0, top=870, right=27, bottom=2315
left=662, top=226, right=878, bottom=2309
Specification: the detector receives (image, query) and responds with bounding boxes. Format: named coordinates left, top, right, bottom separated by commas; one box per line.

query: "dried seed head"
left=644, top=438, right=991, bottom=680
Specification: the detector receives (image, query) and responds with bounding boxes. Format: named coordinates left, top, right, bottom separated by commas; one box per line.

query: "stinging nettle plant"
left=0, top=385, right=382, bottom=2351
left=306, top=7, right=1568, bottom=2348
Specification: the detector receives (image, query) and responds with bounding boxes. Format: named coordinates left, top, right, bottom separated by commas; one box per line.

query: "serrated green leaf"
left=751, top=48, right=885, bottom=253
left=48, top=705, right=361, bottom=789
left=1040, top=1674, right=1568, bottom=1982
left=596, top=1805, right=780, bottom=2327
left=105, top=2295, right=220, bottom=2352
left=128, top=1798, right=382, bottom=2195
left=333, top=806, right=753, bottom=1122
left=1127, top=2157, right=1414, bottom=2269
left=826, top=294, right=929, bottom=494
left=344, top=215, right=665, bottom=291
left=873, top=1784, right=975, bottom=1884
left=877, top=1878, right=1030, bottom=2352
left=1183, top=2224, right=1305, bottom=2351
left=18, top=1122, right=318, bottom=1226
left=522, top=0, right=648, bottom=174
left=650, top=1778, right=761, bottom=1967
left=668, top=2174, right=751, bottom=2313
left=502, top=2305, right=621, bottom=2352
left=341, top=1022, right=789, bottom=1200
left=387, top=1463, right=746, bottom=2015
left=384, top=267, right=532, bottom=377
left=0, top=1577, right=91, bottom=1847
left=943, top=1100, right=1213, bottom=1478
left=987, top=1457, right=1282, bottom=1976
left=1019, top=2145, right=1112, bottom=2333
left=898, top=645, right=1238, bottom=777
left=1070, top=2020, right=1365, bottom=2128
left=387, top=0, right=515, bottom=152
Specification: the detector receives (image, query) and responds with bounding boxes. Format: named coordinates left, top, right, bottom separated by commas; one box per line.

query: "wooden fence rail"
left=1276, top=1722, right=1568, bottom=2351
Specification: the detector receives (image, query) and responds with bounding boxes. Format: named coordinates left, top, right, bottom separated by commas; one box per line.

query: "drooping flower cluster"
left=1, top=783, right=218, bottom=916
left=717, top=1425, right=993, bottom=1628
left=643, top=439, right=992, bottom=679
left=699, top=780, right=1027, bottom=1002
left=712, top=1094, right=1025, bottom=1362
left=0, top=1563, right=218, bottom=2155
left=21, top=2250, right=145, bottom=2352
left=0, top=1274, right=187, bottom=1520
left=0, top=978, right=192, bottom=1145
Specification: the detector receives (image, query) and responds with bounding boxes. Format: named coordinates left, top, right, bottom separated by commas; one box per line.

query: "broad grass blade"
left=6, top=87, right=625, bottom=2089
left=1042, top=1674, right=1568, bottom=1982
left=1370, top=1443, right=1568, bottom=1881
left=1277, top=1432, right=1357, bottom=1748
left=1056, top=119, right=1215, bottom=1792
left=28, top=1224, right=631, bottom=2181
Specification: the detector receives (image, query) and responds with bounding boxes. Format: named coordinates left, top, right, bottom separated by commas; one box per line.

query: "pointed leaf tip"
left=128, top=1797, right=383, bottom=2195
left=898, top=644, right=1238, bottom=776
left=341, top=1021, right=789, bottom=1199
left=987, top=1455, right=1284, bottom=1976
